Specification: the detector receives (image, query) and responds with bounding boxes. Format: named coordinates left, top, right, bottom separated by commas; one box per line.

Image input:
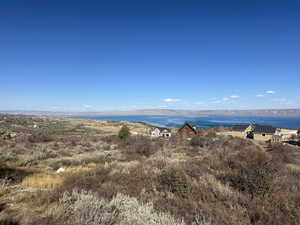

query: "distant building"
left=272, top=128, right=299, bottom=142
left=178, top=122, right=198, bottom=137
left=226, top=124, right=276, bottom=141
left=222, top=124, right=299, bottom=142
left=151, top=127, right=172, bottom=138
left=251, top=124, right=277, bottom=141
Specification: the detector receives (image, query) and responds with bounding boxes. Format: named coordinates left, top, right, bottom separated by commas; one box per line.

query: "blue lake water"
left=71, top=115, right=300, bottom=130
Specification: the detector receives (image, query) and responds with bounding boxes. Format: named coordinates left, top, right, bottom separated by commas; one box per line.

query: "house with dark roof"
left=252, top=124, right=277, bottom=134
left=232, top=125, right=250, bottom=132
left=150, top=127, right=172, bottom=138
left=225, top=124, right=299, bottom=142
left=227, top=124, right=277, bottom=141
left=177, top=122, right=198, bottom=137
left=241, top=124, right=276, bottom=140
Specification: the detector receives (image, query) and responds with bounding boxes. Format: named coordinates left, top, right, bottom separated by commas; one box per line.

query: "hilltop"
left=0, top=115, right=300, bottom=225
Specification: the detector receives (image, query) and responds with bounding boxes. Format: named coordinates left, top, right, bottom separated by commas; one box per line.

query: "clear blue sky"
left=1, top=0, right=299, bottom=111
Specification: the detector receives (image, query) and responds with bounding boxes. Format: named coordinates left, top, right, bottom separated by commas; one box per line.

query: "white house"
left=273, top=128, right=299, bottom=142
left=151, top=127, right=172, bottom=138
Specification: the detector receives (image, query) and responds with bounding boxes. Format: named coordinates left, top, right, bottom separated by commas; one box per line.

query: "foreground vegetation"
left=0, top=115, right=300, bottom=225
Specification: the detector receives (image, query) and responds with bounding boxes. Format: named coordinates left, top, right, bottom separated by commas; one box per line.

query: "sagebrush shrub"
left=190, top=135, right=209, bottom=147
left=205, top=130, right=217, bottom=138
left=60, top=190, right=118, bottom=225
left=270, top=143, right=297, bottom=164
left=225, top=150, right=277, bottom=198
left=0, top=151, right=18, bottom=163
left=60, top=190, right=185, bottom=225
left=22, top=145, right=57, bottom=166
left=101, top=135, right=120, bottom=144
left=28, top=131, right=53, bottom=143
left=199, top=174, right=239, bottom=202
left=191, top=214, right=213, bottom=225
left=120, top=136, right=163, bottom=158
left=159, top=167, right=191, bottom=197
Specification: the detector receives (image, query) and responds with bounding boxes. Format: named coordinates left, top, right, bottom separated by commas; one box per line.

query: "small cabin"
left=178, top=122, right=197, bottom=137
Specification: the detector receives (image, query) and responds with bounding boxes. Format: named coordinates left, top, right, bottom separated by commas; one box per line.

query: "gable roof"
left=178, top=122, right=197, bottom=133
left=231, top=124, right=276, bottom=134
left=252, top=124, right=276, bottom=134
left=153, top=127, right=171, bottom=133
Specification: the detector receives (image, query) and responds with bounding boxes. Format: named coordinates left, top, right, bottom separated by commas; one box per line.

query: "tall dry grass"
left=21, top=174, right=64, bottom=189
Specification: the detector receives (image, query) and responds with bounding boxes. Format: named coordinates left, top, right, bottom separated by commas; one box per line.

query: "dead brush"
left=224, top=149, right=278, bottom=199
left=120, top=135, right=164, bottom=158
left=198, top=173, right=240, bottom=202
left=28, top=130, right=54, bottom=143
left=0, top=182, right=9, bottom=197
left=21, top=173, right=64, bottom=189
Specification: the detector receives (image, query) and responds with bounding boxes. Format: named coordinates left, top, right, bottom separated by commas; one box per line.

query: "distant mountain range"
left=1, top=109, right=300, bottom=117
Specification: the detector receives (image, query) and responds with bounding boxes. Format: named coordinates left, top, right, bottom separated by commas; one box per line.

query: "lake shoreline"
left=70, top=115, right=300, bottom=130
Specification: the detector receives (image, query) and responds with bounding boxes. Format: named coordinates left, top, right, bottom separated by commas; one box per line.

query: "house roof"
left=178, top=122, right=197, bottom=133
left=231, top=124, right=276, bottom=134
left=186, top=121, right=197, bottom=128
left=232, top=125, right=250, bottom=132
left=252, top=124, right=276, bottom=134
left=153, top=127, right=171, bottom=133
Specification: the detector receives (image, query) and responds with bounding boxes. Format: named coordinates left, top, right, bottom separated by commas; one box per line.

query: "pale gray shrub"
left=109, top=193, right=185, bottom=225
left=199, top=174, right=240, bottom=201
left=79, top=151, right=113, bottom=164
left=191, top=214, right=212, bottom=225
left=60, top=190, right=118, bottom=225
left=0, top=151, right=17, bottom=162
left=60, top=190, right=185, bottom=225
left=22, top=145, right=57, bottom=166
left=32, top=145, right=57, bottom=160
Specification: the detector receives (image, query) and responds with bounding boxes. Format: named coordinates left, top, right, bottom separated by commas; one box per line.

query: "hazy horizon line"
left=1, top=108, right=300, bottom=113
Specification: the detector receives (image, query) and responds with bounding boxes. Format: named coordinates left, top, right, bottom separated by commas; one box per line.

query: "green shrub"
left=118, top=126, right=131, bottom=141
left=159, top=167, right=191, bottom=197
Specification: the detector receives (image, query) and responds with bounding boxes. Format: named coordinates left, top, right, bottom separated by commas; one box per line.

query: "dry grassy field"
left=0, top=115, right=300, bottom=225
